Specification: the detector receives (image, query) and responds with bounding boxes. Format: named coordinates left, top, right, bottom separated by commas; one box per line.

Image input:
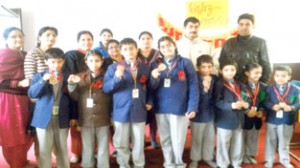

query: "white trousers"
left=190, top=121, right=215, bottom=162
left=156, top=113, right=189, bottom=168
left=36, top=117, right=70, bottom=168
left=265, top=123, right=293, bottom=167
left=113, top=121, right=146, bottom=168
left=243, top=127, right=259, bottom=157
left=81, top=126, right=109, bottom=168
left=216, top=125, right=243, bottom=168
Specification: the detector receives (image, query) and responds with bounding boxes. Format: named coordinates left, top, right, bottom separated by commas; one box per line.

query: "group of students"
left=0, top=14, right=299, bottom=168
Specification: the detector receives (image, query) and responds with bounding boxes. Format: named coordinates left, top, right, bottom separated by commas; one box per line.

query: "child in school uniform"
left=103, top=38, right=151, bottom=168
left=264, top=65, right=300, bottom=168
left=28, top=48, right=77, bottom=168
left=242, top=63, right=267, bottom=164
left=189, top=55, right=218, bottom=168
left=68, top=50, right=112, bottom=168
left=149, top=36, right=199, bottom=168
left=214, top=60, right=250, bottom=168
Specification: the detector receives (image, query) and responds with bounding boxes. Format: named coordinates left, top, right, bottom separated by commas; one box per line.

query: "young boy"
left=103, top=38, right=151, bottom=168
left=28, top=48, right=77, bottom=168
left=214, top=60, right=250, bottom=168
left=264, top=66, right=300, bottom=168
left=68, top=50, right=112, bottom=168
left=189, top=55, right=217, bottom=168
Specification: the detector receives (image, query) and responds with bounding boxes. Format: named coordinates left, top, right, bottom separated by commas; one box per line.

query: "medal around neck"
left=158, top=64, right=166, bottom=71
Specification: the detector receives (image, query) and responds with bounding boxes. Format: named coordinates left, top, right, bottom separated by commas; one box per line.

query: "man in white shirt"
left=177, top=17, right=218, bottom=74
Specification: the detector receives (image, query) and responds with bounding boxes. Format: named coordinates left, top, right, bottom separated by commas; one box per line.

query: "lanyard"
left=223, top=81, right=242, bottom=101
left=246, top=82, right=260, bottom=106
left=166, top=61, right=177, bottom=78
left=273, top=84, right=290, bottom=102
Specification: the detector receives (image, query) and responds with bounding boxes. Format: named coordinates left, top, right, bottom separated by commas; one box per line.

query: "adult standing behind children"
left=64, top=30, right=94, bottom=163
left=177, top=17, right=217, bottom=73
left=103, top=38, right=151, bottom=168
left=137, top=31, right=161, bottom=149
left=94, top=28, right=113, bottom=59
left=24, top=26, right=58, bottom=160
left=24, top=26, right=58, bottom=79
left=0, top=27, right=33, bottom=168
left=219, top=13, right=271, bottom=84
left=150, top=36, right=199, bottom=168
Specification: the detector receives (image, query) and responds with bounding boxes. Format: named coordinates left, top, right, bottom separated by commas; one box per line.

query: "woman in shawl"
left=0, top=27, right=33, bottom=167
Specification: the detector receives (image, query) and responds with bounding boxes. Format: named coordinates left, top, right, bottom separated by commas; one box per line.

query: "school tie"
left=279, top=85, right=284, bottom=95
left=229, top=80, right=235, bottom=89
left=251, top=83, right=256, bottom=92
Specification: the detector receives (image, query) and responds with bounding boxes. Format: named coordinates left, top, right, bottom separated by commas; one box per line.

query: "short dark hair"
left=196, top=54, right=213, bottom=66
left=157, top=36, right=178, bottom=56
left=100, top=28, right=113, bottom=37
left=220, top=59, right=238, bottom=70
left=77, top=30, right=93, bottom=42
left=274, top=65, right=292, bottom=76
left=238, top=13, right=255, bottom=24
left=107, top=39, right=120, bottom=48
left=3, top=27, right=23, bottom=40
left=37, top=26, right=58, bottom=47
left=45, top=48, right=64, bottom=60
left=138, top=31, right=153, bottom=40
left=184, top=17, right=200, bottom=27
left=120, top=38, right=137, bottom=48
left=85, top=50, right=103, bottom=60
left=243, top=62, right=261, bottom=72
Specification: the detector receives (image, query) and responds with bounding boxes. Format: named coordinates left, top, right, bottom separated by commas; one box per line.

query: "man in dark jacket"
left=219, top=13, right=271, bottom=84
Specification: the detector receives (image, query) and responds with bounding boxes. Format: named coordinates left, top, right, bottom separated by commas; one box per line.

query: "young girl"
left=214, top=60, right=250, bottom=168
left=242, top=63, right=267, bottom=164
left=149, top=36, right=199, bottom=168
left=68, top=50, right=112, bottom=168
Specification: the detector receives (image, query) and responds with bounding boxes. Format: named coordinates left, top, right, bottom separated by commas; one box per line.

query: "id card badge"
left=52, top=106, right=59, bottom=115
left=132, top=89, right=139, bottom=98
left=164, top=78, right=171, bottom=88
left=276, top=110, right=283, bottom=118
left=86, top=98, right=94, bottom=108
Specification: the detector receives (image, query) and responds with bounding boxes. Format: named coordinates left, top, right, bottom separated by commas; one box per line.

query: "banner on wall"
left=157, top=0, right=238, bottom=49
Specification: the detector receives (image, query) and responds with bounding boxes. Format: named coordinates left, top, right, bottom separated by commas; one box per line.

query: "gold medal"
left=158, top=64, right=166, bottom=71
left=49, top=76, right=58, bottom=85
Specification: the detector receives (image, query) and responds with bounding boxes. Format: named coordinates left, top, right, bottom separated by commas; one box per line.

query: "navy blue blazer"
left=149, top=55, right=199, bottom=115
left=191, top=74, right=217, bottom=123
left=214, top=79, right=250, bottom=130
left=103, top=61, right=150, bottom=123
left=28, top=70, right=77, bottom=129
left=244, top=81, right=267, bottom=130
left=264, top=83, right=300, bottom=125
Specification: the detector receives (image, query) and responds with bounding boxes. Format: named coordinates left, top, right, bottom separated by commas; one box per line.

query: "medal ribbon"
left=223, top=81, right=242, bottom=101
left=246, top=82, right=260, bottom=106
left=273, top=83, right=290, bottom=102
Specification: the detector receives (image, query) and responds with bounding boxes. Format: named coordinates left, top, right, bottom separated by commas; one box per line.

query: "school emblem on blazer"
left=93, top=80, right=103, bottom=90
left=139, top=75, right=147, bottom=84
left=178, top=71, right=186, bottom=81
